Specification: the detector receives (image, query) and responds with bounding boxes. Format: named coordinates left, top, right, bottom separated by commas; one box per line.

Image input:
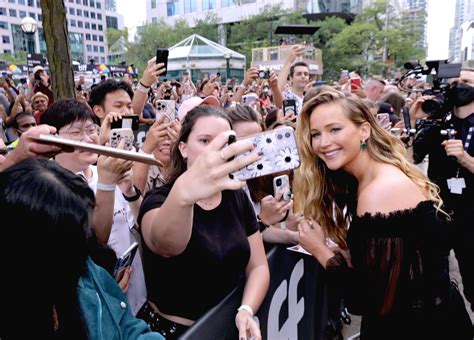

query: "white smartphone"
left=113, top=242, right=139, bottom=281
left=155, top=99, right=176, bottom=123
left=273, top=174, right=291, bottom=202
left=230, top=126, right=301, bottom=181
left=109, top=128, right=134, bottom=151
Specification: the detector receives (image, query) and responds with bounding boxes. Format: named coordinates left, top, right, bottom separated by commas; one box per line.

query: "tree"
left=106, top=28, right=128, bottom=49
left=227, top=5, right=306, bottom=67
left=311, top=17, right=348, bottom=81
left=40, top=1, right=75, bottom=100
left=328, top=0, right=424, bottom=78
left=0, top=51, right=28, bottom=65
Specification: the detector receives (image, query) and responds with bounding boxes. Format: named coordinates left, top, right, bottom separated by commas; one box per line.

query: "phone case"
left=32, top=134, right=162, bottom=166
left=109, top=128, right=134, bottom=151
left=283, top=100, right=297, bottom=116
left=111, top=115, right=139, bottom=130
left=156, top=49, right=169, bottom=76
left=113, top=242, right=139, bottom=278
left=155, top=99, right=176, bottom=122
left=273, top=175, right=291, bottom=202
left=231, top=126, right=300, bottom=181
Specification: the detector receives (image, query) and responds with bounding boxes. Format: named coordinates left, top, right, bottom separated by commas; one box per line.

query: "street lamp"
left=21, top=17, right=37, bottom=54
left=223, top=52, right=231, bottom=82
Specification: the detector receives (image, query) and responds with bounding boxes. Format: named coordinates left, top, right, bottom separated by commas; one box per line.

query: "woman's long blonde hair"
left=293, top=90, right=444, bottom=249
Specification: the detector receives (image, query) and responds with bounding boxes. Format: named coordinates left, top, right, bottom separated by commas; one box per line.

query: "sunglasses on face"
left=34, top=100, right=46, bottom=104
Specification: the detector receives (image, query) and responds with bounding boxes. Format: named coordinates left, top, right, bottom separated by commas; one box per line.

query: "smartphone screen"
left=156, top=49, right=169, bottom=76
left=283, top=99, right=297, bottom=117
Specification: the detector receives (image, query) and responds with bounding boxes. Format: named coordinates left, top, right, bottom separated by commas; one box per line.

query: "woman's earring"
left=360, top=140, right=367, bottom=151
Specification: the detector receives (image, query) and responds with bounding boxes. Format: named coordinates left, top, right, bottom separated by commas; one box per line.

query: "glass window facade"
left=221, top=0, right=235, bottom=7
left=167, top=1, right=179, bottom=16
left=184, top=0, right=197, bottom=13
left=69, top=32, right=84, bottom=63
left=203, top=0, right=216, bottom=10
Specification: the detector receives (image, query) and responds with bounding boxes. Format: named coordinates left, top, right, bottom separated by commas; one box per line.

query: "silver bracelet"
left=96, top=182, right=116, bottom=192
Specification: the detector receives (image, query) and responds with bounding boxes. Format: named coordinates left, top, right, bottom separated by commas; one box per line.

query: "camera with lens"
left=258, top=70, right=270, bottom=79
left=399, top=60, right=462, bottom=129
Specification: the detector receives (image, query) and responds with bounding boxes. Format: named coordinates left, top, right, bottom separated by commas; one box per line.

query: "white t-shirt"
left=88, top=166, right=147, bottom=315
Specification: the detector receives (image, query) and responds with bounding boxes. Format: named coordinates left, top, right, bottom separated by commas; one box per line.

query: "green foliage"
left=0, top=51, right=27, bottom=65
left=106, top=28, right=129, bottom=49
left=327, top=0, right=425, bottom=78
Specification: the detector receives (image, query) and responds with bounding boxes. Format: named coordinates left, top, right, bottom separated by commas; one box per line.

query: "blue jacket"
left=78, top=258, right=164, bottom=340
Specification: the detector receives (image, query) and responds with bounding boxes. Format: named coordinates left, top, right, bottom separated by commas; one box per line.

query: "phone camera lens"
left=276, top=179, right=282, bottom=186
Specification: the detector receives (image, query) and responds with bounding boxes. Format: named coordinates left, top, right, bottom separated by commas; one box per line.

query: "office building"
left=449, top=0, right=474, bottom=63
left=0, top=0, right=123, bottom=64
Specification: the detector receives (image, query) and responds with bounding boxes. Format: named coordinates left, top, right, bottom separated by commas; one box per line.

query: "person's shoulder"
left=357, top=167, right=425, bottom=216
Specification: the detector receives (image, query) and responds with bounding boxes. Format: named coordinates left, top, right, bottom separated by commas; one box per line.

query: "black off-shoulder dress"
left=326, top=201, right=472, bottom=340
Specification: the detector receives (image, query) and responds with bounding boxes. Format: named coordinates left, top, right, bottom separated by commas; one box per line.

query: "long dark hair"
left=0, top=158, right=95, bottom=339
left=166, top=105, right=231, bottom=184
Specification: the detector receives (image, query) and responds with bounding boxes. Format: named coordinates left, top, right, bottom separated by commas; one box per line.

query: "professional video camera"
left=397, top=60, right=462, bottom=126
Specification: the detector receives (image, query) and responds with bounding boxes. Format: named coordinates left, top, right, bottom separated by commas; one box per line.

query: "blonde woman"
left=293, top=90, right=472, bottom=339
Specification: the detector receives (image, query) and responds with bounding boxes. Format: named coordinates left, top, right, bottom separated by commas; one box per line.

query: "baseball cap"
left=32, top=65, right=45, bottom=75
left=177, top=95, right=220, bottom=121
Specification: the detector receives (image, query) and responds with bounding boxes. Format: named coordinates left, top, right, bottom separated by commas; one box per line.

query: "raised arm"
left=132, top=57, right=165, bottom=120
left=277, top=45, right=305, bottom=92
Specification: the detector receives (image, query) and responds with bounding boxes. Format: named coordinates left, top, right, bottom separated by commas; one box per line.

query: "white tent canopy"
left=169, top=34, right=245, bottom=60
left=167, top=34, right=245, bottom=80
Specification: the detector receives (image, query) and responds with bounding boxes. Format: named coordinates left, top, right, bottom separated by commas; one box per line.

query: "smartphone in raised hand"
left=156, top=48, right=169, bottom=76
left=230, top=126, right=300, bottom=181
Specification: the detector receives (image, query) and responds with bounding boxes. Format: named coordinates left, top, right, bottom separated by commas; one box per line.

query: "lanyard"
left=465, top=126, right=474, bottom=150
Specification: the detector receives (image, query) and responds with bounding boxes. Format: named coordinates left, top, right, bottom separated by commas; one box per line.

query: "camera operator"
left=412, top=68, right=474, bottom=313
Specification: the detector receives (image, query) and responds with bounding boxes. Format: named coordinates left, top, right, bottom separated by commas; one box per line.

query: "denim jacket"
left=78, top=258, right=164, bottom=340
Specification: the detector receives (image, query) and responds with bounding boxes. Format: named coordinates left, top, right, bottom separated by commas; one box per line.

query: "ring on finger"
left=219, top=150, right=226, bottom=161
left=308, top=222, right=314, bottom=229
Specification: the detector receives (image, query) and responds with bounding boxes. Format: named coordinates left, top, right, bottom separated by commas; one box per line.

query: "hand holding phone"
left=273, top=175, right=291, bottom=202
left=231, top=127, right=300, bottom=181
left=109, top=128, right=134, bottom=151
left=156, top=49, right=169, bottom=76
left=110, top=115, right=140, bottom=131
left=283, top=99, right=297, bottom=117
left=114, top=242, right=139, bottom=281
left=350, top=78, right=362, bottom=92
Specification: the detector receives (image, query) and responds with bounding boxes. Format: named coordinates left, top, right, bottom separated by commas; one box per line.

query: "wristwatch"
left=122, top=185, right=142, bottom=202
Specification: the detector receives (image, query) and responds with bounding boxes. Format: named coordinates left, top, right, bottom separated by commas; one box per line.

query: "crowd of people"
left=0, top=43, right=473, bottom=339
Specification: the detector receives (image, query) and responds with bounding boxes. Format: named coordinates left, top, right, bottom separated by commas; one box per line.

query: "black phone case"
left=283, top=100, right=297, bottom=116
left=156, top=49, right=169, bottom=76
left=111, top=115, right=139, bottom=130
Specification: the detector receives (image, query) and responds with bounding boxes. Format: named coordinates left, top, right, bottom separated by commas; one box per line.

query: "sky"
left=116, top=0, right=146, bottom=41
left=116, top=0, right=457, bottom=60
left=426, top=0, right=456, bottom=60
